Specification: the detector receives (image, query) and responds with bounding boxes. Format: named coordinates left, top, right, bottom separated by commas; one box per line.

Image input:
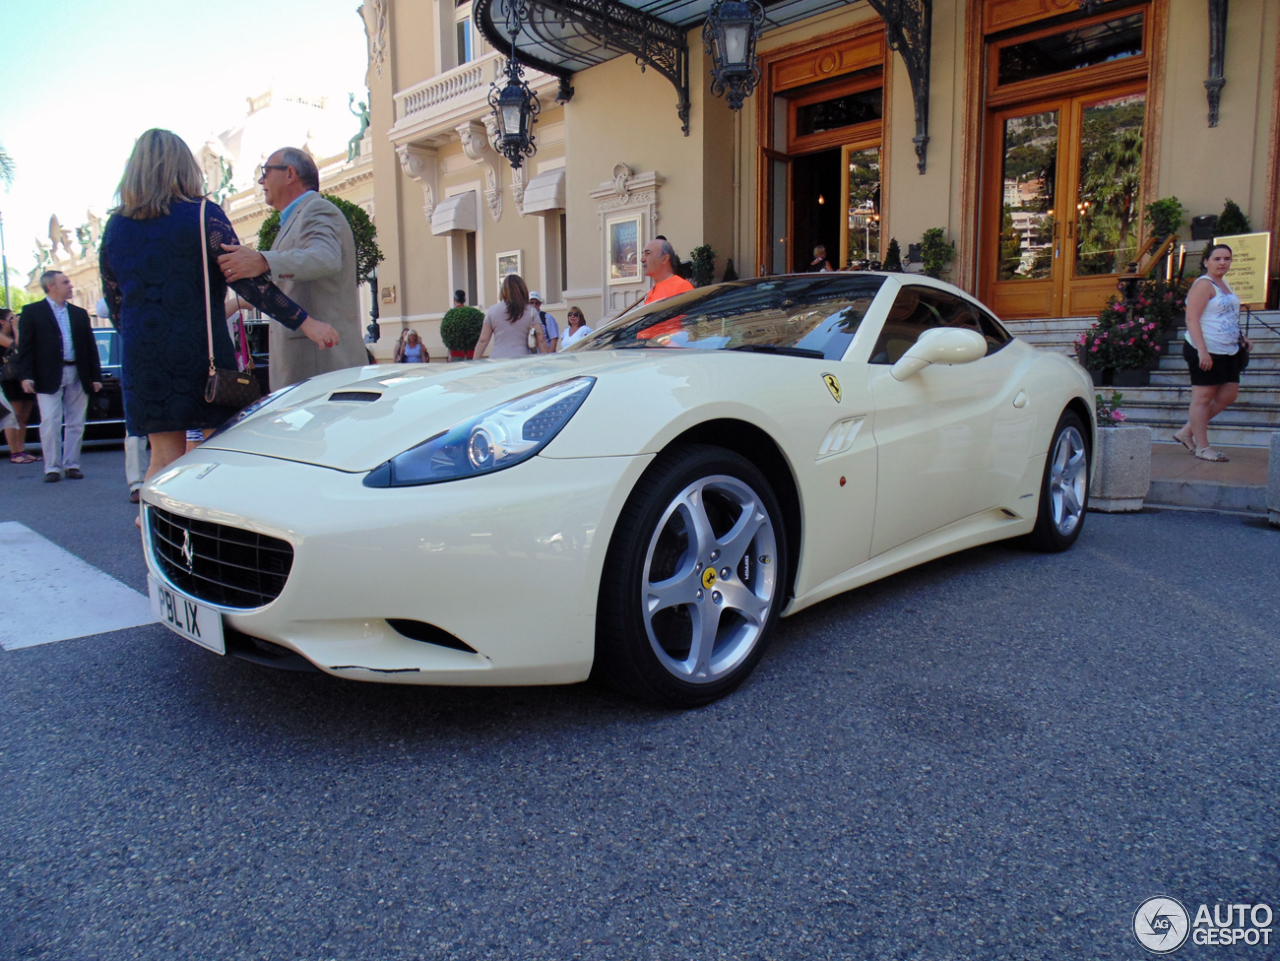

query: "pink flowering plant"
left=1076, top=279, right=1188, bottom=370
left=1096, top=391, right=1127, bottom=427
left=1077, top=315, right=1163, bottom=369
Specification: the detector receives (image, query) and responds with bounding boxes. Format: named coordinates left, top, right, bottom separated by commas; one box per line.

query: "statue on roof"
left=49, top=215, right=76, bottom=261
left=348, top=93, right=371, bottom=162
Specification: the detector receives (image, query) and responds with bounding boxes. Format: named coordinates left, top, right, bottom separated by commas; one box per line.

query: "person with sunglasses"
left=559, top=307, right=593, bottom=350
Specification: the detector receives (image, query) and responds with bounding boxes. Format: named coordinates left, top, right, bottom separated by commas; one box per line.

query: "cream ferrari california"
left=143, top=273, right=1094, bottom=706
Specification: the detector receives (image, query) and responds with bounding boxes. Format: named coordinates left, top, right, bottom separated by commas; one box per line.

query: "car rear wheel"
left=595, top=444, right=788, bottom=708
left=1026, top=409, right=1090, bottom=552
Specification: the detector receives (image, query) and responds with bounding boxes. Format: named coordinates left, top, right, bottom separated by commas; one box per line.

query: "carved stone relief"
left=396, top=144, right=439, bottom=222
left=457, top=120, right=503, bottom=222
left=358, top=1, right=388, bottom=79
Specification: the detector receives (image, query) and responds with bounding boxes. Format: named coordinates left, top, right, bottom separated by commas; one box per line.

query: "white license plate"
left=148, top=575, right=225, bottom=655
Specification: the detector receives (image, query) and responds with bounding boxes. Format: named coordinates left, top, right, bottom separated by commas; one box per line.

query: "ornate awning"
left=475, top=0, right=935, bottom=170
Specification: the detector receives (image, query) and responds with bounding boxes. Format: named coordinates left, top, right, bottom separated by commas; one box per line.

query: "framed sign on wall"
left=607, top=214, right=643, bottom=285
left=496, top=249, right=523, bottom=281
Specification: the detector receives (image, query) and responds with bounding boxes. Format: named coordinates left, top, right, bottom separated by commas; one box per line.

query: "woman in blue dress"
left=100, top=129, right=340, bottom=483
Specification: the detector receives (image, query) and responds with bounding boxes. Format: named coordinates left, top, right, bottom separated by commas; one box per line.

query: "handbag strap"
left=199, top=198, right=216, bottom=375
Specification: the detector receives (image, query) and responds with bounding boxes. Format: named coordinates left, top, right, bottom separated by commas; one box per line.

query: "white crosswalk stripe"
left=0, top=521, right=156, bottom=650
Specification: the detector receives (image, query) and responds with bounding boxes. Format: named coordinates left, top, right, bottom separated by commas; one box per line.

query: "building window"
left=456, top=0, right=475, bottom=66
left=996, top=12, right=1144, bottom=88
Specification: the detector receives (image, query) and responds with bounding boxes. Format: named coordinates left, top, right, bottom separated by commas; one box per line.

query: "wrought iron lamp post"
left=702, top=0, right=765, bottom=111
left=488, top=0, right=541, bottom=169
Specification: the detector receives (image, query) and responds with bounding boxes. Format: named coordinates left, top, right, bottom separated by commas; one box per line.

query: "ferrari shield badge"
left=822, top=373, right=841, bottom=403
left=701, top=567, right=717, bottom=590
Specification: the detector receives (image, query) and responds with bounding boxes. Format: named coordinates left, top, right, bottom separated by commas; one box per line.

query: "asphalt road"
left=2, top=447, right=1278, bottom=960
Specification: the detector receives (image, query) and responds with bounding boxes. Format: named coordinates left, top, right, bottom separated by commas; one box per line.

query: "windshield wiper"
left=729, top=344, right=826, bottom=359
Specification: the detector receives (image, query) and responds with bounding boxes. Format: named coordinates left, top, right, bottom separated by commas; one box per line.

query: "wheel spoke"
left=687, top=603, right=722, bottom=679
left=645, top=566, right=700, bottom=614
left=717, top=580, right=768, bottom=627
left=681, top=487, right=718, bottom=559
left=716, top=501, right=766, bottom=569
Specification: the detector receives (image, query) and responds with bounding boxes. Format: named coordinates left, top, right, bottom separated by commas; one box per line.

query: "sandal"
left=1172, top=430, right=1195, bottom=454
left=1194, top=447, right=1229, bottom=462
left=9, top=452, right=37, bottom=464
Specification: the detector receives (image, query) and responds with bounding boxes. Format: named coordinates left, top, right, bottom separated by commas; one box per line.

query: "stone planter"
left=1090, top=425, right=1152, bottom=512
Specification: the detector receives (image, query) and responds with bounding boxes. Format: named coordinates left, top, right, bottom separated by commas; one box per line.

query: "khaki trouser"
left=36, top=366, right=88, bottom=473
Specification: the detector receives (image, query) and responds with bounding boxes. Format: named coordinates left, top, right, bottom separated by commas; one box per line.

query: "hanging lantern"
left=488, top=0, right=540, bottom=169
left=702, top=0, right=765, bottom=111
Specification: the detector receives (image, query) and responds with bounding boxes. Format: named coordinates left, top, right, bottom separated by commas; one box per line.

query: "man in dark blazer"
left=17, top=270, right=102, bottom=482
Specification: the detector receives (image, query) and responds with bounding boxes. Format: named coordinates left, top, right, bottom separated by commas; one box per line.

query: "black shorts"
left=1183, top=341, right=1243, bottom=386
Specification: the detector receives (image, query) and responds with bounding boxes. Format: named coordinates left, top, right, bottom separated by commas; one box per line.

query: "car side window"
left=869, top=287, right=989, bottom=364
left=975, top=307, right=1013, bottom=354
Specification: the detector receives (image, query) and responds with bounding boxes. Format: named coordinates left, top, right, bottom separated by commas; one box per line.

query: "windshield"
left=575, top=275, right=886, bottom=361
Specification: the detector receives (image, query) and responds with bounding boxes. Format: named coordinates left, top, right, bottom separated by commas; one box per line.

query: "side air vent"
left=329, top=391, right=382, bottom=402
left=387, top=619, right=478, bottom=653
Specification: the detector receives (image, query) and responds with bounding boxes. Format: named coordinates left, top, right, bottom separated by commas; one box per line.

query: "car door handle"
left=1013, top=390, right=1028, bottom=409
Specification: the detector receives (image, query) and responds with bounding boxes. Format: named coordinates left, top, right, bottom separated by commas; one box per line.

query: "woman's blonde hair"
left=115, top=129, right=205, bottom=220
left=500, top=273, right=530, bottom=323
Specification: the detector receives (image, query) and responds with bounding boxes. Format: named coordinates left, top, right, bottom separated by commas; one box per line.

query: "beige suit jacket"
left=262, top=192, right=367, bottom=388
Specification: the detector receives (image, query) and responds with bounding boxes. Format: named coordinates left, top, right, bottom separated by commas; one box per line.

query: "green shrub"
left=690, top=244, right=716, bottom=288
left=258, top=194, right=384, bottom=283
left=920, top=228, right=954, bottom=279
left=882, top=238, right=903, bottom=272
left=440, top=306, right=485, bottom=352
left=1215, top=198, right=1251, bottom=236
left=1144, top=196, right=1186, bottom=239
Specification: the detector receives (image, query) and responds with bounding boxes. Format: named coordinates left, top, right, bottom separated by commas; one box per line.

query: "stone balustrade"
left=395, top=55, right=501, bottom=124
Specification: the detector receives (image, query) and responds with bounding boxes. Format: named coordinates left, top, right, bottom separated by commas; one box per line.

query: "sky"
left=0, top=0, right=369, bottom=284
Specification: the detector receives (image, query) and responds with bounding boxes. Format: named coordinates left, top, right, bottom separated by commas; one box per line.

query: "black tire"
left=1025, top=408, right=1090, bottom=552
left=594, top=444, right=789, bottom=708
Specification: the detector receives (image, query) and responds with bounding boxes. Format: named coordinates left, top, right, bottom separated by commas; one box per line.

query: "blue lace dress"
left=100, top=199, right=309, bottom=434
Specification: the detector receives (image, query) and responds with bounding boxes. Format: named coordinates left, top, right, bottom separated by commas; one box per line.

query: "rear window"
left=577, top=275, right=887, bottom=361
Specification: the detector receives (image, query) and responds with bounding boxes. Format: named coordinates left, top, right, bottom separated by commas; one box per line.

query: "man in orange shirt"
left=642, top=239, right=694, bottom=305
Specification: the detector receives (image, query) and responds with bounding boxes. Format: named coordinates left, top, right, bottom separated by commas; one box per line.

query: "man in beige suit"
left=217, top=147, right=366, bottom=388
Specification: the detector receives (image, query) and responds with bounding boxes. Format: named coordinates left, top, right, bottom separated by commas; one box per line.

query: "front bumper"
left=142, top=448, right=652, bottom=685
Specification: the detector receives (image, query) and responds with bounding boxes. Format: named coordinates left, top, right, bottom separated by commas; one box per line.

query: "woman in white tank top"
left=1173, top=244, right=1253, bottom=462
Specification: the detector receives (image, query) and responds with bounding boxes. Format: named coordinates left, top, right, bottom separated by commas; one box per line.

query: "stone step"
left=1118, top=401, right=1280, bottom=427
left=1151, top=369, right=1280, bottom=387
left=1122, top=418, right=1277, bottom=448
left=1106, top=386, right=1280, bottom=406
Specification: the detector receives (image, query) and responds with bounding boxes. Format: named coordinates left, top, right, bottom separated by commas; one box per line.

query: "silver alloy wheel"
left=641, top=474, right=779, bottom=684
left=1048, top=425, right=1088, bottom=535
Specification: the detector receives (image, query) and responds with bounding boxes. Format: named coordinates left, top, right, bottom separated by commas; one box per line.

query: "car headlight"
left=206, top=383, right=301, bottom=440
left=364, top=377, right=595, bottom=487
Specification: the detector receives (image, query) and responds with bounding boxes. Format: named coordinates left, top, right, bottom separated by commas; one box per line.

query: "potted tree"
left=440, top=305, right=484, bottom=360
left=1090, top=392, right=1152, bottom=513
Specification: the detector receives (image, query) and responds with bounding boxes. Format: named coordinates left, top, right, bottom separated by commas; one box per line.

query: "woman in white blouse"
left=1173, top=244, right=1252, bottom=462
left=559, top=307, right=593, bottom=350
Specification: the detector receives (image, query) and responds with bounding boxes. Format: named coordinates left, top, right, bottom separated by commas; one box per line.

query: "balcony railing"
left=391, top=52, right=555, bottom=138
left=395, top=54, right=503, bottom=124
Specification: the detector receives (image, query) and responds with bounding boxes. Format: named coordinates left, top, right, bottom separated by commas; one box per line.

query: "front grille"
left=149, top=506, right=294, bottom=609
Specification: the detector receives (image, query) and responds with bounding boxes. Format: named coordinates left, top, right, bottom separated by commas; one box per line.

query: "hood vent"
left=329, top=391, right=382, bottom=403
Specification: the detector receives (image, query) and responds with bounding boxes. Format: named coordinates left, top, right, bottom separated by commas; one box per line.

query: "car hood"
left=200, top=354, right=665, bottom=472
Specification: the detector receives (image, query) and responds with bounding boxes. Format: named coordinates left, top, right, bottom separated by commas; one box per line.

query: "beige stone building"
left=360, top=0, right=1280, bottom=356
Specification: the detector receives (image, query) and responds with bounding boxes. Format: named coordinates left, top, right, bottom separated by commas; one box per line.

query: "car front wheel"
left=595, top=444, right=788, bottom=707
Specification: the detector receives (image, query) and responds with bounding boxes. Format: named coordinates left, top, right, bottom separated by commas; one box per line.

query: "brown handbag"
left=199, top=198, right=263, bottom=409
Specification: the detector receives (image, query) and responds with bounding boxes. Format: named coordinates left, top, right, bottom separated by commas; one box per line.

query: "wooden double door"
left=980, top=84, right=1146, bottom=319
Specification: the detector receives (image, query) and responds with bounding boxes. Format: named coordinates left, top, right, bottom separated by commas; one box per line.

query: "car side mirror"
left=890, top=327, right=988, bottom=382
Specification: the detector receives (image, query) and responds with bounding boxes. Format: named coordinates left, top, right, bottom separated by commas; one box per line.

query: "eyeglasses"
left=568, top=312, right=582, bottom=318
left=257, top=164, right=289, bottom=182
